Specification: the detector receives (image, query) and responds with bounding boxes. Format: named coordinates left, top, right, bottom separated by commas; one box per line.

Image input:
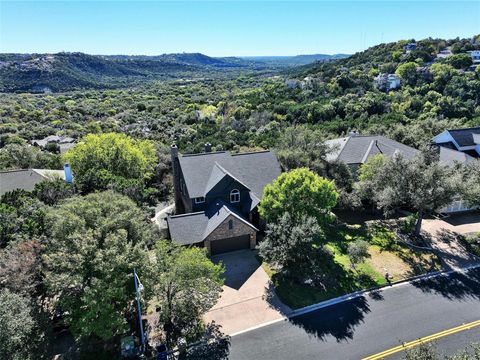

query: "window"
left=228, top=219, right=234, bottom=230
left=180, top=180, right=185, bottom=195
left=195, top=197, right=205, bottom=204
left=230, top=189, right=240, bottom=203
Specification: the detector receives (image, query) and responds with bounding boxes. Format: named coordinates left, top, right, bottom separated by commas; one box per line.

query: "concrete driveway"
left=203, top=250, right=291, bottom=335
left=423, top=212, right=480, bottom=270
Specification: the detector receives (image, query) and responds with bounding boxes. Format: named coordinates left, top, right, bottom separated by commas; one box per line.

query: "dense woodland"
left=1, top=35, right=480, bottom=359
left=1, top=36, right=480, bottom=156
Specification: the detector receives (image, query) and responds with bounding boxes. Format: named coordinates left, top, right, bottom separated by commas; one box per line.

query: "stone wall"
left=204, top=214, right=257, bottom=254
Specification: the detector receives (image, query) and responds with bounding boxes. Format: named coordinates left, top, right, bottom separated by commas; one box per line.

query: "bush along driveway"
left=261, top=219, right=443, bottom=310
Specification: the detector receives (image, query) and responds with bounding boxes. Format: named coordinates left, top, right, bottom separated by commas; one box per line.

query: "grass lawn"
left=264, top=221, right=442, bottom=309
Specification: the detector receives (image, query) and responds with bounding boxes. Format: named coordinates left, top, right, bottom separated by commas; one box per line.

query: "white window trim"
left=195, top=197, right=205, bottom=204
left=230, top=189, right=240, bottom=203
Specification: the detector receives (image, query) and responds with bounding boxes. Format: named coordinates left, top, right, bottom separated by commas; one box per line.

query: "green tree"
left=33, top=178, right=75, bottom=205
left=43, top=191, right=153, bottom=340
left=0, top=289, right=37, bottom=360
left=403, top=342, right=439, bottom=360
left=0, top=190, right=46, bottom=247
left=63, top=132, right=157, bottom=193
left=347, top=239, right=370, bottom=270
left=356, top=150, right=460, bottom=236
left=327, top=160, right=361, bottom=210
left=0, top=143, right=61, bottom=170
left=462, top=161, right=480, bottom=207
left=259, top=213, right=323, bottom=276
left=395, top=62, right=418, bottom=86
left=275, top=126, right=330, bottom=174
left=259, top=168, right=338, bottom=224
left=153, top=242, right=224, bottom=346
left=446, top=54, right=473, bottom=69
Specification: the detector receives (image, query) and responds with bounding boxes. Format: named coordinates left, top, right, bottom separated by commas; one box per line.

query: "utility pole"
left=134, top=269, right=145, bottom=355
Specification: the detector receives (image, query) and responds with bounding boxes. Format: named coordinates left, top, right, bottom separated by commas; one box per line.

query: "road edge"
left=230, top=263, right=480, bottom=337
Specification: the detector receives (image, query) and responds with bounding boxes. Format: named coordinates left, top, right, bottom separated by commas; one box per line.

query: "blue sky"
left=0, top=1, right=479, bottom=56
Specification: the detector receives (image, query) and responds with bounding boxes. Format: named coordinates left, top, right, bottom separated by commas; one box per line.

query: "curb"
left=289, top=263, right=480, bottom=319
left=230, top=263, right=480, bottom=337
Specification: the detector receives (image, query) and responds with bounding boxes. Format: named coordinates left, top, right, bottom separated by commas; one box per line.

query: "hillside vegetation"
left=0, top=35, right=479, bottom=154
left=0, top=52, right=270, bottom=93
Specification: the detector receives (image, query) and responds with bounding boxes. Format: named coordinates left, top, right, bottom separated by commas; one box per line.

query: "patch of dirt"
left=367, top=247, right=410, bottom=281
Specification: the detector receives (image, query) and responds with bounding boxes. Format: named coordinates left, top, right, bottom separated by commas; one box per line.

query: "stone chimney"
left=204, top=143, right=212, bottom=153
left=64, top=163, right=73, bottom=184
left=170, top=144, right=181, bottom=212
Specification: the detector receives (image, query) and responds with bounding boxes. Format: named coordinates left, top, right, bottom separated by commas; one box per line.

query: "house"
left=0, top=164, right=72, bottom=197
left=31, top=135, right=76, bottom=154
left=436, top=48, right=452, bottom=59
left=468, top=50, right=480, bottom=64
left=432, top=127, right=480, bottom=213
left=404, top=43, right=417, bottom=53
left=432, top=127, right=480, bottom=160
left=167, top=144, right=281, bottom=255
left=325, top=134, right=419, bottom=173
left=285, top=79, right=301, bottom=89
left=373, top=74, right=401, bottom=92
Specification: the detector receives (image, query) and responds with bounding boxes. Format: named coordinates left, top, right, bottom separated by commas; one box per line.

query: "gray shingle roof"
left=325, top=135, right=419, bottom=165
left=439, top=147, right=477, bottom=166
left=167, top=200, right=257, bottom=245
left=178, top=150, right=281, bottom=198
left=447, top=127, right=480, bottom=147
left=31, top=135, right=75, bottom=148
left=0, top=169, right=65, bottom=196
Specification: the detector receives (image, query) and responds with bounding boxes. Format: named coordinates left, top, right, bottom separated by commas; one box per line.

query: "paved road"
left=228, top=268, right=480, bottom=360
left=388, top=325, right=480, bottom=359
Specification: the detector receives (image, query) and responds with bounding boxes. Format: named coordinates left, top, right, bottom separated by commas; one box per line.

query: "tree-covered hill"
left=1, top=35, right=479, bottom=157
left=0, top=52, right=268, bottom=93
left=241, top=53, right=350, bottom=66
left=103, top=52, right=259, bottom=68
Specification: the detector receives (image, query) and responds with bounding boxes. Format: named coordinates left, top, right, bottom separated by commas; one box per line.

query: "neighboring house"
left=31, top=135, right=76, bottom=154
left=436, top=48, right=452, bottom=59
left=404, top=43, right=417, bottom=53
left=436, top=146, right=477, bottom=167
left=373, top=74, right=401, bottom=92
left=285, top=79, right=301, bottom=89
left=0, top=165, right=72, bottom=197
left=167, top=144, right=281, bottom=255
left=432, top=127, right=480, bottom=160
left=325, top=134, right=419, bottom=173
left=468, top=50, right=480, bottom=64
left=432, top=127, right=480, bottom=214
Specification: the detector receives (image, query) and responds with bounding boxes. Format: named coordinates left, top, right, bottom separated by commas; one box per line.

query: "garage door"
left=210, top=235, right=251, bottom=255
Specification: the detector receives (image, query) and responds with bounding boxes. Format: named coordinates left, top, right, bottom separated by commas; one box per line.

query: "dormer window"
left=230, top=189, right=240, bottom=203
left=195, top=197, right=205, bottom=204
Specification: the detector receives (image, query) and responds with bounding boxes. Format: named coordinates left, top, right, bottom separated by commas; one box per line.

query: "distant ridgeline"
left=0, top=52, right=346, bottom=93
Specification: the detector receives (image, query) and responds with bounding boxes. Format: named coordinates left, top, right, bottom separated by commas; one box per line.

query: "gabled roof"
left=31, top=135, right=75, bottom=147
left=446, top=127, right=480, bottom=147
left=325, top=135, right=419, bottom=165
left=439, top=147, right=477, bottom=166
left=167, top=200, right=258, bottom=245
left=0, top=169, right=65, bottom=196
left=204, top=162, right=250, bottom=196
left=178, top=150, right=281, bottom=199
